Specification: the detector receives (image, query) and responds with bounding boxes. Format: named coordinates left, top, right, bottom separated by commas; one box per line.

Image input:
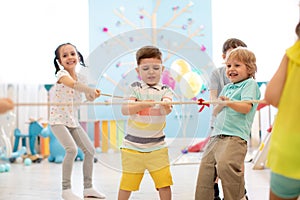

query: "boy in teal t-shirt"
left=195, top=47, right=261, bottom=200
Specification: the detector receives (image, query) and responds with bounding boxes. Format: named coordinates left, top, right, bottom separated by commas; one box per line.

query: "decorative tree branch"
left=114, top=9, right=138, bottom=29
left=161, top=1, right=194, bottom=29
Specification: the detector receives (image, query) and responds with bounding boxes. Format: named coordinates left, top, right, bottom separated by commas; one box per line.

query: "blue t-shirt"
left=211, top=78, right=261, bottom=141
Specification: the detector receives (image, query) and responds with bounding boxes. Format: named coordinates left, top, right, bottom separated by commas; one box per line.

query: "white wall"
left=211, top=0, right=299, bottom=83
left=0, top=0, right=299, bottom=84
left=0, top=0, right=89, bottom=84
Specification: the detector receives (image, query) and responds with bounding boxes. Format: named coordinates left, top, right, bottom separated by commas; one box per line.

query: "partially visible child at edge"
left=118, top=46, right=173, bottom=200
left=191, top=38, right=248, bottom=200
left=0, top=98, right=14, bottom=114
left=195, top=47, right=261, bottom=200
left=264, top=21, right=300, bottom=200
left=49, top=43, right=106, bottom=200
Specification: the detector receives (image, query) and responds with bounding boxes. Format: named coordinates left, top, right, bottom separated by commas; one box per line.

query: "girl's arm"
left=264, top=54, right=288, bottom=108
left=58, top=75, right=75, bottom=88
left=59, top=75, right=101, bottom=100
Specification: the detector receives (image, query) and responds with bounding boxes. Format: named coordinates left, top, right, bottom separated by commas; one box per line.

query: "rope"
left=14, top=99, right=267, bottom=107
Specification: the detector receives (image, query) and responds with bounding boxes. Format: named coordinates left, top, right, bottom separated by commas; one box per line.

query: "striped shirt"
left=122, top=81, right=173, bottom=152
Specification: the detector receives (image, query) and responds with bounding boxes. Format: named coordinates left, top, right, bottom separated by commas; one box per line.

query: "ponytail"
left=77, top=51, right=86, bottom=67
left=53, top=57, right=60, bottom=75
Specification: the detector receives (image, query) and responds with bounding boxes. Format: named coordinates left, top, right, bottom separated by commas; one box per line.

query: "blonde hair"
left=225, top=47, right=257, bottom=79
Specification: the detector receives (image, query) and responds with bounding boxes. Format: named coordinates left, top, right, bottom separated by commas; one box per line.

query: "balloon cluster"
left=164, top=59, right=203, bottom=99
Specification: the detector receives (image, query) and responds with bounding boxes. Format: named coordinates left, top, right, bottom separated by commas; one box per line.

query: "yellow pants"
left=120, top=148, right=173, bottom=191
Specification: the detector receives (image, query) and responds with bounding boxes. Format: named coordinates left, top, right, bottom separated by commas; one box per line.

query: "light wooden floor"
left=0, top=140, right=271, bottom=200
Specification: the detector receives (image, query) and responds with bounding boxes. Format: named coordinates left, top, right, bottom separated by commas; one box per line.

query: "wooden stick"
left=14, top=99, right=267, bottom=107
left=101, top=93, right=123, bottom=99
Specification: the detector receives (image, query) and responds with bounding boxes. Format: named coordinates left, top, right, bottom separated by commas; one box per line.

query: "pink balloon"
left=162, top=70, right=176, bottom=90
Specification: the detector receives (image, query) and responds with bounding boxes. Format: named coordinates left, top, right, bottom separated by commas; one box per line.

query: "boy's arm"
left=210, top=89, right=218, bottom=101
left=159, top=88, right=173, bottom=115
left=212, top=103, right=225, bottom=116
left=209, top=69, right=223, bottom=116
left=219, top=96, right=252, bottom=114
left=210, top=89, right=221, bottom=116
left=226, top=102, right=252, bottom=114
left=160, top=99, right=172, bottom=115
left=121, top=98, right=153, bottom=115
left=122, top=84, right=153, bottom=115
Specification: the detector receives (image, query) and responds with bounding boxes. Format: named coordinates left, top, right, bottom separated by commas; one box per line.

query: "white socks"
left=62, top=188, right=106, bottom=199
left=83, top=188, right=106, bottom=199
left=62, top=189, right=82, bottom=200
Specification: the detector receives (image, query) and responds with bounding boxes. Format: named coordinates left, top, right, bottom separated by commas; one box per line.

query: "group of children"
left=1, top=21, right=300, bottom=200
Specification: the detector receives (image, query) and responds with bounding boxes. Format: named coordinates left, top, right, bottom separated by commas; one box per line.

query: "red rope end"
left=197, top=98, right=210, bottom=112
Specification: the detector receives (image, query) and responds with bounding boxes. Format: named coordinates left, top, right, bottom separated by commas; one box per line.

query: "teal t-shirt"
left=211, top=78, right=261, bottom=141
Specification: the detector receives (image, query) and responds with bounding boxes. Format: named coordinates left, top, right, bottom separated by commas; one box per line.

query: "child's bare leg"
left=215, top=177, right=219, bottom=183
left=158, top=186, right=171, bottom=200
left=118, top=189, right=131, bottom=200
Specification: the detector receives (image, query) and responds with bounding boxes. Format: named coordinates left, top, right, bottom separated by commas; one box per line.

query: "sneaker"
left=214, top=183, right=220, bottom=199
left=83, top=188, right=106, bottom=199
left=62, top=189, right=82, bottom=200
left=245, top=188, right=248, bottom=200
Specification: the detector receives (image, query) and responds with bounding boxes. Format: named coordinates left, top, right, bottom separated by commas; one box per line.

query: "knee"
left=217, top=161, right=231, bottom=177
left=65, top=146, right=78, bottom=157
left=89, top=147, right=95, bottom=156
left=83, top=146, right=95, bottom=157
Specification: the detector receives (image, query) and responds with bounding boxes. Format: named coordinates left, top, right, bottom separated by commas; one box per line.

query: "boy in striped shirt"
left=118, top=46, right=173, bottom=200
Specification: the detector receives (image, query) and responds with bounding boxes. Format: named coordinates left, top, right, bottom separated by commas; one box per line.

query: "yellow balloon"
left=179, top=71, right=203, bottom=99
left=170, top=59, right=191, bottom=82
